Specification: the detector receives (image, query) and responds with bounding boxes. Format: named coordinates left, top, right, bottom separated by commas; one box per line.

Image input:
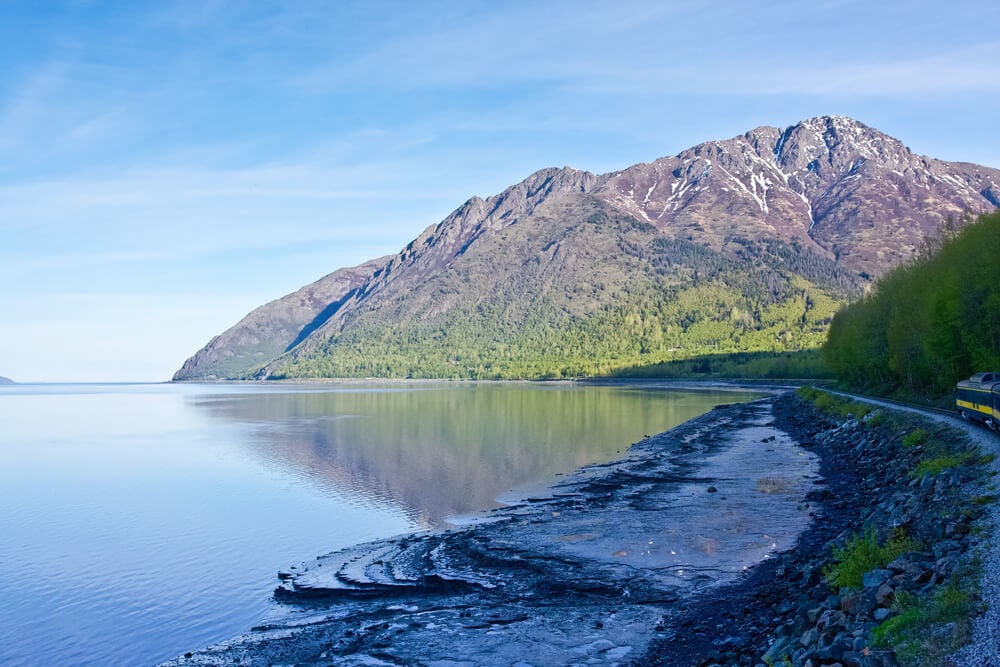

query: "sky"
left=2, top=0, right=999, bottom=382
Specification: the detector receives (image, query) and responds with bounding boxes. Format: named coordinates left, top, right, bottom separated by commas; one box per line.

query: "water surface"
left=0, top=381, right=759, bottom=665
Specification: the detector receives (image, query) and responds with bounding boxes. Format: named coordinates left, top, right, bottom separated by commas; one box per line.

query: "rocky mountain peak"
left=770, top=116, right=908, bottom=180
left=597, top=115, right=997, bottom=274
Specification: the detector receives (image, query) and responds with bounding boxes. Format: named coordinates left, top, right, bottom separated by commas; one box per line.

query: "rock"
left=945, top=521, right=970, bottom=538
left=817, top=609, right=848, bottom=632
left=586, top=639, right=615, bottom=653
left=840, top=589, right=877, bottom=617
left=933, top=540, right=962, bottom=557
left=861, top=569, right=893, bottom=588
left=813, top=636, right=849, bottom=661
left=886, top=555, right=921, bottom=577
left=875, top=582, right=894, bottom=607
left=167, top=392, right=996, bottom=667
left=717, top=635, right=746, bottom=649
left=763, top=636, right=793, bottom=664
left=842, top=650, right=865, bottom=667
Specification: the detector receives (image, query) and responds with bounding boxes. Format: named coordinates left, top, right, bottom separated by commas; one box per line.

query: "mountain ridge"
left=175, top=116, right=1000, bottom=381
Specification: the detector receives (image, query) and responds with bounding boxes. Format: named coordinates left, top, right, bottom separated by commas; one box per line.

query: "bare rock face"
left=174, top=116, right=1000, bottom=381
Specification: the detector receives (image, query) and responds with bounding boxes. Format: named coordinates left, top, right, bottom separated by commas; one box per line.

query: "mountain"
left=0, top=376, right=14, bottom=384
left=175, top=116, right=1000, bottom=381
left=174, top=257, right=390, bottom=381
left=604, top=116, right=998, bottom=277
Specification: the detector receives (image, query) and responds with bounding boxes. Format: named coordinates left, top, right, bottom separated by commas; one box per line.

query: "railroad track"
left=824, top=388, right=1000, bottom=435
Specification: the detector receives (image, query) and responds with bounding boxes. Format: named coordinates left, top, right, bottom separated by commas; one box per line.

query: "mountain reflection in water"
left=189, top=383, right=764, bottom=526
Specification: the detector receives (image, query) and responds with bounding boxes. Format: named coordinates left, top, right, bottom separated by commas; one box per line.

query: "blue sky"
left=2, top=0, right=999, bottom=382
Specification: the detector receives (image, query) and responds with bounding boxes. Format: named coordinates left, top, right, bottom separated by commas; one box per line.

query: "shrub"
left=902, top=428, right=929, bottom=448
left=872, top=585, right=974, bottom=666
left=825, top=526, right=918, bottom=591
left=866, top=411, right=887, bottom=427
left=911, top=450, right=977, bottom=478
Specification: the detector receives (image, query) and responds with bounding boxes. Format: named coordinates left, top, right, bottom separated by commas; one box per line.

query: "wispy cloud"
left=0, top=159, right=451, bottom=256
left=0, top=61, right=69, bottom=150
left=290, top=2, right=689, bottom=92
left=291, top=2, right=1000, bottom=98
left=561, top=42, right=1000, bottom=97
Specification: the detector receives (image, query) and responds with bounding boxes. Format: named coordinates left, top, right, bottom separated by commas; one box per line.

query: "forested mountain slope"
left=175, top=116, right=1000, bottom=381
left=824, top=210, right=1000, bottom=400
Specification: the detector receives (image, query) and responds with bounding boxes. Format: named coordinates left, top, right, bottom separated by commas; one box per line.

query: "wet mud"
left=163, top=396, right=824, bottom=666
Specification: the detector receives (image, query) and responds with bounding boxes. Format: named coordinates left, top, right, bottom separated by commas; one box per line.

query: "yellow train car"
left=955, top=372, right=1000, bottom=430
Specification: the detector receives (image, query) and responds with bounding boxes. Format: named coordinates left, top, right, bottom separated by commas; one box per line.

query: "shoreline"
left=639, top=390, right=992, bottom=666
left=163, top=390, right=992, bottom=666
left=168, top=376, right=806, bottom=389
left=163, top=395, right=815, bottom=665
left=637, top=392, right=886, bottom=664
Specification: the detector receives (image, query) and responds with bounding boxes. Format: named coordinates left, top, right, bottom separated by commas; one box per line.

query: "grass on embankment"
left=797, top=386, right=993, bottom=666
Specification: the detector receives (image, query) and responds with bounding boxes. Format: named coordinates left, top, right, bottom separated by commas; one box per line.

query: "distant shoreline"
left=169, top=375, right=805, bottom=390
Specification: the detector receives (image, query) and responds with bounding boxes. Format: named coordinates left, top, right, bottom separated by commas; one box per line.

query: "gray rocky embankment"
left=164, top=392, right=994, bottom=666
left=643, top=391, right=993, bottom=667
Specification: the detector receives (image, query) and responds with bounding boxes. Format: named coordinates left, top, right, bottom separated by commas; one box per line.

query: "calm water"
left=0, top=381, right=761, bottom=666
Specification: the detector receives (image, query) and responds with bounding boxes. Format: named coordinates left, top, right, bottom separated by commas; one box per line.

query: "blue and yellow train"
left=956, top=372, right=1000, bottom=430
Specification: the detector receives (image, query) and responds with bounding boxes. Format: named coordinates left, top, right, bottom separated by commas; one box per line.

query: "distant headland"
left=0, top=376, right=15, bottom=384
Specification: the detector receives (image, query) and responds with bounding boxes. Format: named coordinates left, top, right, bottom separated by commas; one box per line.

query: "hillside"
left=824, top=210, right=1000, bottom=400
left=0, top=376, right=13, bottom=385
left=175, top=116, right=1000, bottom=381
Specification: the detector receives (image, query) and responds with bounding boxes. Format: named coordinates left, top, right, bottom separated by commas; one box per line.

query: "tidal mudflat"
left=164, top=398, right=820, bottom=665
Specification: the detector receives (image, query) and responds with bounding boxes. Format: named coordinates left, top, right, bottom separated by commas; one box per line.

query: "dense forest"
left=823, top=211, right=1000, bottom=401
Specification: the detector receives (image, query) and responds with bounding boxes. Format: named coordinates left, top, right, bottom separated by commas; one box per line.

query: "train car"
left=955, top=372, right=1000, bottom=430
